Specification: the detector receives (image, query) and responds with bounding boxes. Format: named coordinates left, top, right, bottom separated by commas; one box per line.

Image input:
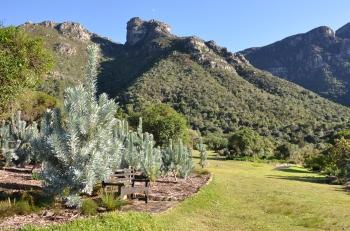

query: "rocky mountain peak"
left=126, top=17, right=172, bottom=45
left=56, top=22, right=91, bottom=41
left=32, top=21, right=91, bottom=41
left=302, top=26, right=335, bottom=43
left=336, top=23, right=350, bottom=39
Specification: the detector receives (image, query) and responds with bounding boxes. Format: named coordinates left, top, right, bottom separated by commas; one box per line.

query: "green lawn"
left=22, top=152, right=350, bottom=231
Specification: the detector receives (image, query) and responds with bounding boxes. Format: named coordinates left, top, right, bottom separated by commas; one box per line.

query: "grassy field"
left=22, top=152, right=350, bottom=231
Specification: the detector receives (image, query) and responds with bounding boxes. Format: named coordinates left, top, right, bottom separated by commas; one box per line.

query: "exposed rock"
left=205, top=40, right=250, bottom=66
left=183, top=36, right=234, bottom=71
left=56, top=22, right=91, bottom=41
left=336, top=23, right=350, bottom=39
left=54, top=43, right=76, bottom=56
left=304, top=26, right=335, bottom=42
left=240, top=23, right=350, bottom=105
left=126, top=17, right=172, bottom=45
left=185, top=36, right=210, bottom=53
left=39, top=21, right=56, bottom=29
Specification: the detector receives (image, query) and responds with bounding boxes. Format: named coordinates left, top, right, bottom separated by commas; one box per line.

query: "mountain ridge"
left=18, top=18, right=350, bottom=146
left=241, top=22, right=350, bottom=105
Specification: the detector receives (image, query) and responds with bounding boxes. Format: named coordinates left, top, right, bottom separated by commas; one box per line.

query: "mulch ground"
left=0, top=169, right=211, bottom=230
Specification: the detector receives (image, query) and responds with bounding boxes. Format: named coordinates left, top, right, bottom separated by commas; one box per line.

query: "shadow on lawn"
left=273, top=167, right=311, bottom=174
left=267, top=175, right=335, bottom=184
left=192, top=155, right=227, bottom=161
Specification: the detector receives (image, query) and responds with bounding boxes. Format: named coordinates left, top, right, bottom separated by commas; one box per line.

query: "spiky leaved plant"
left=162, top=139, right=193, bottom=181
left=140, top=133, right=162, bottom=181
left=198, top=137, right=208, bottom=168
left=115, top=117, right=162, bottom=180
left=0, top=111, right=38, bottom=166
left=34, top=45, right=123, bottom=205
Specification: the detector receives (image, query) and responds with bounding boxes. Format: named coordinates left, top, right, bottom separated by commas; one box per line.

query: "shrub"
left=14, top=200, right=32, bottom=215
left=323, top=138, right=350, bottom=182
left=204, top=133, right=228, bottom=150
left=162, top=139, right=193, bottom=180
left=275, top=143, right=298, bottom=160
left=32, top=45, right=123, bottom=204
left=0, top=197, right=34, bottom=218
left=335, top=129, right=350, bottom=140
left=134, top=104, right=189, bottom=146
left=101, top=193, right=123, bottom=211
left=0, top=111, right=39, bottom=166
left=228, top=128, right=275, bottom=159
left=0, top=26, right=53, bottom=112
left=303, top=152, right=326, bottom=171
left=81, top=198, right=98, bottom=215
left=197, top=137, right=207, bottom=168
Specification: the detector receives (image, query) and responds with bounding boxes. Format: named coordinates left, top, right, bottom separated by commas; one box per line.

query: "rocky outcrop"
left=54, top=43, right=76, bottom=56
left=126, top=17, right=172, bottom=46
left=27, top=21, right=92, bottom=41
left=240, top=23, right=350, bottom=105
left=56, top=22, right=91, bottom=41
left=336, top=23, right=350, bottom=39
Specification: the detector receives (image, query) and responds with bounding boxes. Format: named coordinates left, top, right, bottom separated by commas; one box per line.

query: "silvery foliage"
left=162, top=139, right=193, bottom=180
left=197, top=137, right=208, bottom=168
left=65, top=194, right=82, bottom=208
left=34, top=45, right=123, bottom=199
left=0, top=111, right=38, bottom=166
left=115, top=118, right=162, bottom=180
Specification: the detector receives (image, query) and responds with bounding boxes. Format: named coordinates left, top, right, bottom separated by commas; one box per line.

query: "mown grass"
left=21, top=151, right=350, bottom=231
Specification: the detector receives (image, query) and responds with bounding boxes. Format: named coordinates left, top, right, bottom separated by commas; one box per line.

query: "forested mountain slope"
left=20, top=18, right=350, bottom=144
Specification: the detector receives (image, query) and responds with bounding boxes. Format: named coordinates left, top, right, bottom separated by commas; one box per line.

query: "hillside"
left=241, top=24, right=350, bottom=106
left=20, top=18, right=350, bottom=145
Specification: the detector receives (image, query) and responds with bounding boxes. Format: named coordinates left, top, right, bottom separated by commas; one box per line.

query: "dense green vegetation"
left=227, top=128, right=275, bottom=159
left=125, top=53, right=350, bottom=152
left=128, top=104, right=189, bottom=146
left=22, top=153, right=350, bottom=231
left=303, top=133, right=350, bottom=183
left=0, top=26, right=56, bottom=119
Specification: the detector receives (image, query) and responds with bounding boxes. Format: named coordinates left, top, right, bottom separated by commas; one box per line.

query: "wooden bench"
left=102, top=168, right=150, bottom=203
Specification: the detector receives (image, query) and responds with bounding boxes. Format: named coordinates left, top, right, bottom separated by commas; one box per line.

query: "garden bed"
left=0, top=168, right=211, bottom=230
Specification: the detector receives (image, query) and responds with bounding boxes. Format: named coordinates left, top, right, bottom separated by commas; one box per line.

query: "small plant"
left=162, top=139, right=193, bottom=180
left=31, top=171, right=42, bottom=180
left=14, top=200, right=32, bottom=215
left=0, top=197, right=34, bottom=218
left=197, top=137, right=207, bottom=168
left=0, top=111, right=39, bottom=166
left=0, top=198, right=14, bottom=217
left=81, top=198, right=98, bottom=215
left=101, top=192, right=123, bottom=211
left=65, top=194, right=82, bottom=208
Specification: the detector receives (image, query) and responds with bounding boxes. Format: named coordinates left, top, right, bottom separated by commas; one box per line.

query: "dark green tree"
left=324, top=138, right=350, bottom=182
left=228, top=128, right=274, bottom=159
left=136, top=104, right=189, bottom=146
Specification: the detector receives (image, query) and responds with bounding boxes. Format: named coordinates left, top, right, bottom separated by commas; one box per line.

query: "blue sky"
left=2, top=0, right=350, bottom=51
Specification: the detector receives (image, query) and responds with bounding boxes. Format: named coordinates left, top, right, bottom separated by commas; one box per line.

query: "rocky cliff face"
left=241, top=23, right=350, bottom=105
left=126, top=17, right=173, bottom=45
